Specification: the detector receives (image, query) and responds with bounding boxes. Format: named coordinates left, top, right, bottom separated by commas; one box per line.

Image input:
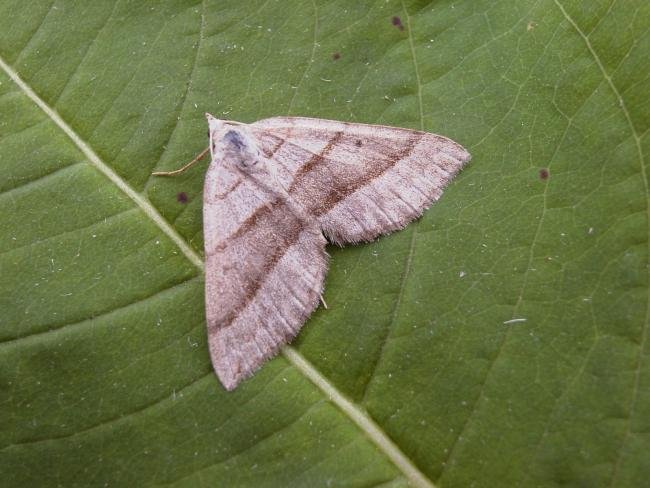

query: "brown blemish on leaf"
left=392, top=16, right=404, bottom=31
left=527, top=20, right=537, bottom=31
left=539, top=168, right=549, bottom=180
left=332, top=52, right=341, bottom=61
left=177, top=192, right=188, bottom=203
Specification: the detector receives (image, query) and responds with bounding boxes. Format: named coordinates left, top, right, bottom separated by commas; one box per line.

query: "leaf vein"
left=0, top=275, right=201, bottom=349
left=0, top=371, right=213, bottom=452
left=551, top=2, right=650, bottom=484
left=439, top=50, right=572, bottom=474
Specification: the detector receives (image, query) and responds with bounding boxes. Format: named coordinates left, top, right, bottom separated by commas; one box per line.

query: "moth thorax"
left=221, top=129, right=261, bottom=170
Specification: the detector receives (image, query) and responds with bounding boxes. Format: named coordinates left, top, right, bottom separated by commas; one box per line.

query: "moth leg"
left=152, top=147, right=210, bottom=176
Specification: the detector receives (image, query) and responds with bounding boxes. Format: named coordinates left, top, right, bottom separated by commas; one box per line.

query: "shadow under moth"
left=154, top=114, right=470, bottom=390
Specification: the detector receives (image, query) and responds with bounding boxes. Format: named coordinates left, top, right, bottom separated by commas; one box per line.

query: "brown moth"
left=157, top=114, right=470, bottom=390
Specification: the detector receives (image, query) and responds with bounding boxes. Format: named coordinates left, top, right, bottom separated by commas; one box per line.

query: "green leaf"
left=1, top=1, right=648, bottom=486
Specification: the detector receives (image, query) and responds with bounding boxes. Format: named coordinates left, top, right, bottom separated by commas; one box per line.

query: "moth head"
left=205, top=113, right=263, bottom=172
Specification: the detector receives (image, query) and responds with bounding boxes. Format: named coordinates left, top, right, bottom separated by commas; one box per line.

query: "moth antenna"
left=152, top=147, right=210, bottom=177
left=222, top=120, right=246, bottom=126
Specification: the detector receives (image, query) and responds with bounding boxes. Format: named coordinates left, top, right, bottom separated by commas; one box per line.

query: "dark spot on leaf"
left=392, top=16, right=404, bottom=31
left=332, top=52, right=341, bottom=60
left=539, top=168, right=549, bottom=180
left=355, top=139, right=363, bottom=147
left=177, top=192, right=188, bottom=204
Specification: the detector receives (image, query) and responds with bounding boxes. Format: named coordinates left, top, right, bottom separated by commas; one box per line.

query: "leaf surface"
left=1, top=1, right=649, bottom=486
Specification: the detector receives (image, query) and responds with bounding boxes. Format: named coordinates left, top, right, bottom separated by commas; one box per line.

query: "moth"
left=154, top=114, right=470, bottom=390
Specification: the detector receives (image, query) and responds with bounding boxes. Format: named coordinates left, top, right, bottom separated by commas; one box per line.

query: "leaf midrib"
left=0, top=54, right=435, bottom=488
